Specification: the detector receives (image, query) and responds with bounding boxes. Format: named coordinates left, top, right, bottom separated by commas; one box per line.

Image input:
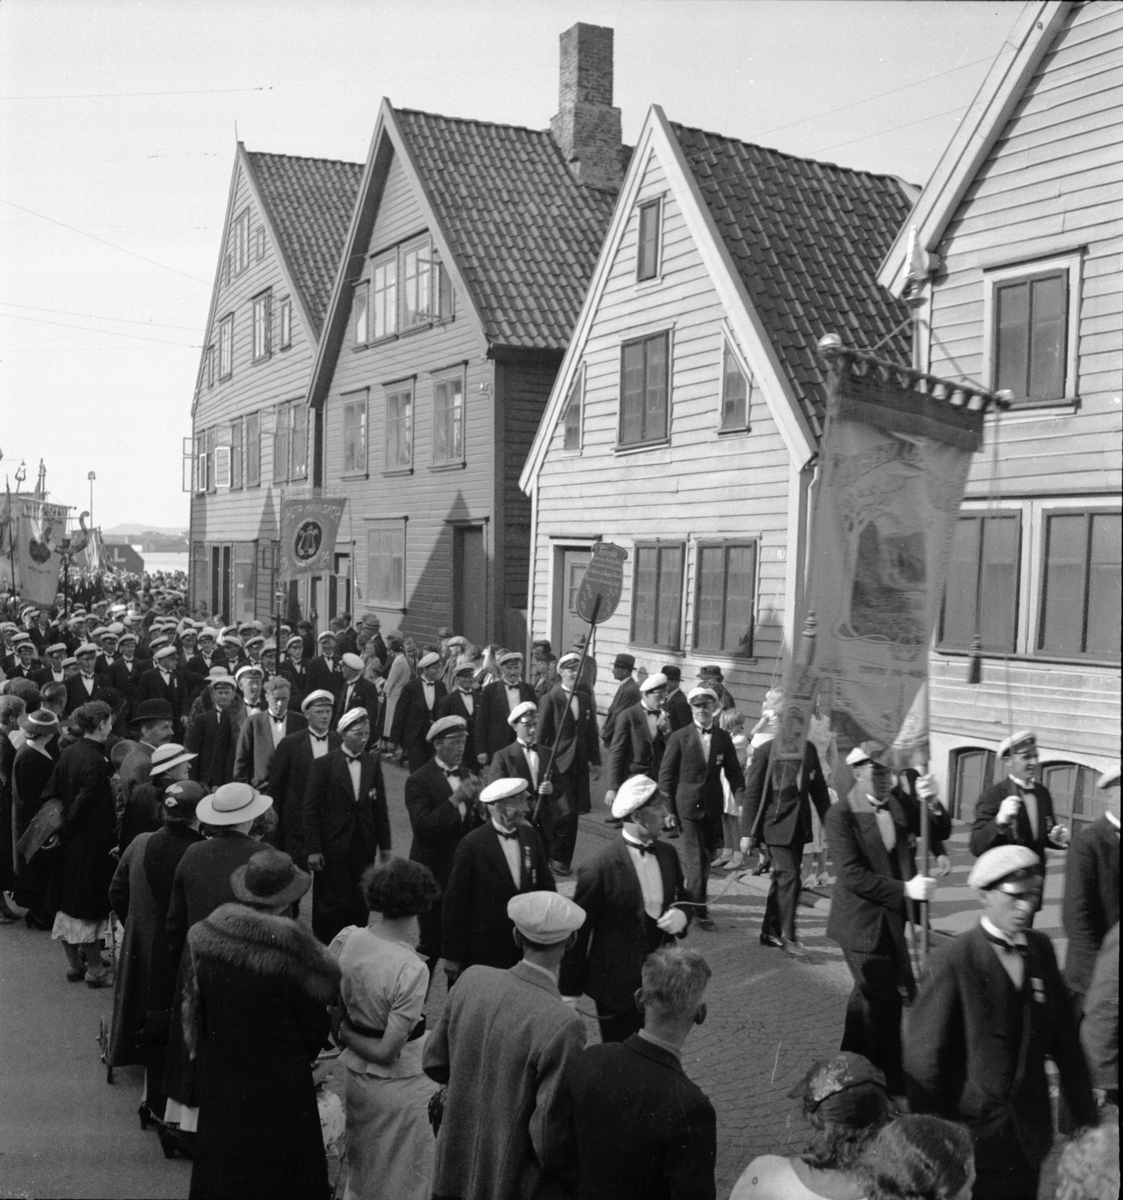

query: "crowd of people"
left=0, top=583, right=1118, bottom=1200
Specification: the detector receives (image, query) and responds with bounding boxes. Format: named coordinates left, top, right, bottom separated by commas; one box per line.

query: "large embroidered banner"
left=278, top=497, right=346, bottom=580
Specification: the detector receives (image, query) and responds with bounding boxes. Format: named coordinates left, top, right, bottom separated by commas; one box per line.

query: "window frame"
left=561, top=365, right=584, bottom=452
left=937, top=511, right=1022, bottom=655
left=353, top=280, right=370, bottom=347
left=245, top=411, right=261, bottom=488
left=252, top=290, right=272, bottom=363
left=289, top=403, right=308, bottom=481
left=431, top=367, right=466, bottom=469
left=384, top=381, right=414, bottom=474
left=254, top=226, right=266, bottom=262
left=693, top=538, right=758, bottom=657
left=400, top=236, right=434, bottom=332
left=205, top=427, right=218, bottom=494
left=205, top=345, right=216, bottom=389
left=341, top=390, right=369, bottom=478
left=371, top=252, right=398, bottom=341
left=636, top=198, right=662, bottom=283
left=629, top=539, right=686, bottom=652
left=193, top=431, right=207, bottom=495
left=229, top=417, right=244, bottom=490
left=365, top=519, right=406, bottom=610
left=617, top=330, right=671, bottom=450
left=273, top=402, right=291, bottom=484
left=718, top=335, right=752, bottom=434
left=218, top=314, right=234, bottom=379
left=982, top=253, right=1081, bottom=409
left=233, top=208, right=250, bottom=275
left=278, top=297, right=292, bottom=350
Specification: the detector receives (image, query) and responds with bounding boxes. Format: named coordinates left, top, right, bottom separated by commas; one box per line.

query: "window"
left=252, top=291, right=272, bottom=362
left=562, top=368, right=583, bottom=451
left=353, top=281, right=369, bottom=346
left=366, top=522, right=405, bottom=607
left=214, top=445, right=231, bottom=488
left=219, top=314, right=234, bottom=379
left=637, top=200, right=661, bottom=282
left=401, top=239, right=433, bottom=329
left=372, top=255, right=398, bottom=340
left=950, top=748, right=996, bottom=823
left=193, top=431, right=207, bottom=495
left=230, top=418, right=243, bottom=489
left=694, top=541, right=756, bottom=655
left=619, top=332, right=670, bottom=447
left=205, top=427, right=217, bottom=494
left=432, top=372, right=465, bottom=466
left=290, top=404, right=308, bottom=480
left=631, top=542, right=684, bottom=650
left=255, top=227, right=266, bottom=262
left=939, top=513, right=1019, bottom=653
left=1041, top=762, right=1103, bottom=832
left=343, top=392, right=368, bottom=475
left=385, top=386, right=413, bottom=471
left=1038, top=510, right=1120, bottom=660
left=279, top=298, right=292, bottom=349
left=273, top=405, right=290, bottom=483
left=246, top=412, right=261, bottom=487
left=719, top=340, right=751, bottom=432
left=233, top=209, right=250, bottom=274
left=221, top=255, right=231, bottom=289
left=205, top=345, right=216, bottom=389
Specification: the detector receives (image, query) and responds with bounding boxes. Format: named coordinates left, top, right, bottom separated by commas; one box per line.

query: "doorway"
left=453, top=526, right=487, bottom=646
left=552, top=546, right=592, bottom=653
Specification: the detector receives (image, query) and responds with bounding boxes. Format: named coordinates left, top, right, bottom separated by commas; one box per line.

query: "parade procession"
left=1, top=3, right=1120, bottom=1199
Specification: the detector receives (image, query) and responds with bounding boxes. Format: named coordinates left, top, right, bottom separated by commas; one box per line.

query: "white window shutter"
left=214, top=446, right=232, bottom=489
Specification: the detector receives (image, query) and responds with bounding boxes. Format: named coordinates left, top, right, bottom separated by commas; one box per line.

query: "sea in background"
left=137, top=551, right=189, bottom=575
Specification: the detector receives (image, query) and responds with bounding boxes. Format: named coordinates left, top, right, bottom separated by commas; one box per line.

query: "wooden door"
left=453, top=526, right=487, bottom=646
left=557, top=548, right=591, bottom=653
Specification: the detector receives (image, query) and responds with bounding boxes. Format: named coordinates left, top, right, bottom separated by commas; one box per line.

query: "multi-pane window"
left=366, top=523, right=405, bottom=606
left=995, top=271, right=1067, bottom=403
left=290, top=404, right=308, bottom=480
left=219, top=314, right=234, bottom=378
left=252, top=291, right=272, bottom=362
left=694, top=541, right=756, bottom=655
left=273, top=405, right=290, bottom=484
left=951, top=748, right=996, bottom=822
left=343, top=393, right=368, bottom=475
left=1038, top=510, right=1120, bottom=660
left=194, top=431, right=208, bottom=494
left=619, top=332, right=669, bottom=447
left=562, top=368, right=583, bottom=451
left=720, top=340, right=750, bottom=431
left=631, top=542, right=684, bottom=650
left=372, top=255, right=398, bottom=339
left=204, top=345, right=216, bottom=389
left=246, top=412, right=261, bottom=487
left=1041, top=762, right=1103, bottom=832
left=354, top=281, right=369, bottom=346
left=229, top=418, right=243, bottom=489
left=233, top=209, right=250, bottom=274
left=402, top=240, right=434, bottom=329
left=637, top=200, right=661, bottom=281
left=279, top=298, right=292, bottom=349
left=432, top=373, right=464, bottom=466
left=385, top=387, right=413, bottom=471
left=939, top=514, right=1020, bottom=653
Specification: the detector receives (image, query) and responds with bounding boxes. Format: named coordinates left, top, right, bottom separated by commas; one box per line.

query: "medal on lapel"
left=1031, top=977, right=1046, bottom=1004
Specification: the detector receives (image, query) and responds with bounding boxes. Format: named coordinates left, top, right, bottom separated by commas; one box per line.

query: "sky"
left=0, top=0, right=1019, bottom=531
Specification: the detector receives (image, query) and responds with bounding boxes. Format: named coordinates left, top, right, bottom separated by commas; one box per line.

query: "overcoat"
left=390, top=676, right=447, bottom=770
left=266, top=728, right=340, bottom=863
left=233, top=709, right=307, bottom=788
left=11, top=739, right=59, bottom=908
left=476, top=679, right=537, bottom=762
left=423, top=961, right=586, bottom=1200
left=1061, top=814, right=1120, bottom=996
left=107, top=830, right=159, bottom=1067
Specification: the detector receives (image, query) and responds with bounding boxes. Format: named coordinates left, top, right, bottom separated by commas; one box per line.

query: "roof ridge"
left=245, top=148, right=363, bottom=169
left=395, top=105, right=554, bottom=139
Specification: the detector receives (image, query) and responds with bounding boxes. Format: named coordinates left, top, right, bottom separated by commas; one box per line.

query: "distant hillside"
left=104, top=523, right=187, bottom=537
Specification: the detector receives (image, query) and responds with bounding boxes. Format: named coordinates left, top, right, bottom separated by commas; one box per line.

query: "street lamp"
left=88, top=471, right=96, bottom=526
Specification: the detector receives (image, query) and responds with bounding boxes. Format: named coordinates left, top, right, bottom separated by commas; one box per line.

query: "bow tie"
left=442, top=767, right=460, bottom=778
left=984, top=930, right=1028, bottom=957
left=310, top=734, right=328, bottom=743
left=272, top=717, right=286, bottom=724
left=343, top=752, right=362, bottom=763
left=1015, top=782, right=1035, bottom=794
left=495, top=828, right=518, bottom=841
left=868, top=798, right=890, bottom=811
left=626, top=839, right=653, bottom=856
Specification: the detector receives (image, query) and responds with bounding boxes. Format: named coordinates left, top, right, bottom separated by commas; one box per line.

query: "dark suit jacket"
left=64, top=671, right=108, bottom=715
left=233, top=709, right=308, bottom=788
left=302, top=748, right=391, bottom=865
left=970, top=777, right=1060, bottom=859
left=600, top=676, right=641, bottom=747
left=485, top=739, right=560, bottom=797
left=1062, top=815, right=1120, bottom=994
left=136, top=666, right=189, bottom=723
left=442, top=822, right=555, bottom=969
left=741, top=740, right=830, bottom=847
left=185, top=708, right=237, bottom=789
left=278, top=659, right=312, bottom=706
left=536, top=685, right=600, bottom=815
left=305, top=656, right=341, bottom=696
left=439, top=689, right=482, bottom=768
left=390, top=677, right=448, bottom=765
left=477, top=679, right=537, bottom=762
left=607, top=703, right=667, bottom=791
left=659, top=724, right=744, bottom=823
left=266, top=728, right=340, bottom=862
left=107, top=656, right=150, bottom=712
left=404, top=756, right=481, bottom=887
left=568, top=1035, right=717, bottom=1200
left=561, top=836, right=688, bottom=1011
left=663, top=689, right=692, bottom=734
left=905, top=923, right=1095, bottom=1163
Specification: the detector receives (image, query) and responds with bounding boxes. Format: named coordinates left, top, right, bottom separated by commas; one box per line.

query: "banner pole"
left=919, top=687, right=931, bottom=971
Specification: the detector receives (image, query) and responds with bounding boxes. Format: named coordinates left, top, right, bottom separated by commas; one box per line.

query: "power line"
left=0, top=85, right=275, bottom=100
left=1, top=311, right=201, bottom=347
left=809, top=104, right=969, bottom=157
left=0, top=300, right=200, bottom=332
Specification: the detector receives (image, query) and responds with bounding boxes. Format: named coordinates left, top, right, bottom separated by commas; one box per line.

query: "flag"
left=16, top=498, right=67, bottom=607
left=777, top=347, right=999, bottom=762
left=278, top=497, right=346, bottom=581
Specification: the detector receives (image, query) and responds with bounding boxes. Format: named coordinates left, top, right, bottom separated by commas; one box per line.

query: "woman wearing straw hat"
left=184, top=847, right=338, bottom=1200
left=117, top=742, right=197, bottom=857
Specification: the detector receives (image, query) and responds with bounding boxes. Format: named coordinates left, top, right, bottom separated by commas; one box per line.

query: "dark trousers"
left=311, top=833, right=371, bottom=944
left=679, top=813, right=720, bottom=920
left=540, top=778, right=579, bottom=868
left=416, top=905, right=443, bottom=965
left=595, top=1000, right=643, bottom=1044
left=761, top=842, right=804, bottom=943
left=972, top=1121, right=1041, bottom=1199
left=840, top=937, right=905, bottom=1095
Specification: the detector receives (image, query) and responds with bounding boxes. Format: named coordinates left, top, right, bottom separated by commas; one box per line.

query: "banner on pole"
left=278, top=497, right=346, bottom=581
left=15, top=498, right=68, bottom=607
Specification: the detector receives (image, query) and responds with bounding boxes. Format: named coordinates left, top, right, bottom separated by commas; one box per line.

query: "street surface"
left=0, top=762, right=1069, bottom=1200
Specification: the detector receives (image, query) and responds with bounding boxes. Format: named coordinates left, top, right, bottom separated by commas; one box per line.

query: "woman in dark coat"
left=42, top=700, right=117, bottom=986
left=11, top=708, right=61, bottom=928
left=183, top=848, right=338, bottom=1200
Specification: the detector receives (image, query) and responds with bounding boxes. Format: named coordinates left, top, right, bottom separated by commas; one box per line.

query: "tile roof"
left=247, top=151, right=363, bottom=338
left=672, top=123, right=913, bottom=439
left=395, top=109, right=619, bottom=351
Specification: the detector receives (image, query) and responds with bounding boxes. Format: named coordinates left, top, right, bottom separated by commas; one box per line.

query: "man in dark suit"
left=567, top=946, right=717, bottom=1200
left=536, top=651, right=601, bottom=876
left=391, top=651, right=447, bottom=772
left=484, top=701, right=559, bottom=797
left=305, top=629, right=341, bottom=695
left=267, top=689, right=339, bottom=871
left=277, top=634, right=310, bottom=707
left=185, top=669, right=239, bottom=788
left=331, top=653, right=379, bottom=742
left=906, top=846, right=1096, bottom=1199
left=824, top=742, right=945, bottom=1096
left=6, top=635, right=39, bottom=680
left=658, top=686, right=744, bottom=930
left=441, top=778, right=555, bottom=987
left=970, top=730, right=1069, bottom=862
left=475, top=650, right=537, bottom=767
left=136, top=644, right=190, bottom=728
left=64, top=642, right=108, bottom=714
left=233, top=676, right=307, bottom=790
left=438, top=657, right=482, bottom=769
left=303, top=707, right=391, bottom=943
left=1062, top=765, right=1120, bottom=1012
left=599, top=653, right=641, bottom=750
left=105, top=631, right=149, bottom=723
left=660, top=665, right=692, bottom=733
left=30, top=642, right=68, bottom=689
left=404, top=715, right=482, bottom=970
left=561, top=775, right=689, bottom=1042
left=606, top=674, right=669, bottom=829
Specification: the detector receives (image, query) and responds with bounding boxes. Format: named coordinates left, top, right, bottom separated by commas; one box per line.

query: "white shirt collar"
left=980, top=915, right=1027, bottom=948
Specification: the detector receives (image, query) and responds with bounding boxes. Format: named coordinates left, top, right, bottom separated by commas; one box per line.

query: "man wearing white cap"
left=424, top=890, right=586, bottom=1200
left=303, top=707, right=391, bottom=943
left=476, top=650, right=537, bottom=767
left=970, top=730, right=1068, bottom=862
left=606, top=673, right=670, bottom=825
left=30, top=642, right=69, bottom=689
left=64, top=642, right=107, bottom=714
left=906, top=845, right=1095, bottom=1199
left=137, top=643, right=189, bottom=728
left=390, top=651, right=448, bottom=772
left=234, top=676, right=307, bottom=790
left=105, top=630, right=149, bottom=723
left=442, top=777, right=555, bottom=985
left=185, top=669, right=239, bottom=789
left=437, top=655, right=483, bottom=769
left=331, top=652, right=380, bottom=741
left=267, top=690, right=341, bottom=871
left=277, top=633, right=309, bottom=705
left=484, top=700, right=559, bottom=801
left=824, top=741, right=946, bottom=1096
left=306, top=628, right=341, bottom=695
left=561, top=775, right=689, bottom=1042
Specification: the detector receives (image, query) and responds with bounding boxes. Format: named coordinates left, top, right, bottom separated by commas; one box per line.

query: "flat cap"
left=507, top=891, right=585, bottom=944
left=452, top=655, right=477, bottom=675
left=640, top=673, right=668, bottom=694
left=480, top=778, right=528, bottom=804
left=611, top=775, right=659, bottom=819
left=301, top=689, right=335, bottom=712
left=75, top=642, right=99, bottom=656
left=427, top=715, right=467, bottom=741
left=45, top=642, right=68, bottom=655
left=997, top=730, right=1036, bottom=758
left=846, top=741, right=888, bottom=769
left=967, top=845, right=1041, bottom=890
left=317, top=630, right=336, bottom=643
left=154, top=644, right=178, bottom=661
left=507, top=701, right=538, bottom=727
left=207, top=667, right=236, bottom=686
left=337, top=707, right=370, bottom=733
left=286, top=634, right=304, bottom=648
left=199, top=626, right=219, bottom=639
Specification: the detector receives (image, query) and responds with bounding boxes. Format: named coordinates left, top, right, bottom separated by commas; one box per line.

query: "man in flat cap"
left=391, top=651, right=448, bottom=772
left=331, top=652, right=380, bottom=746
left=906, top=846, right=1095, bottom=1199
left=970, top=730, right=1069, bottom=862
left=561, top=775, right=689, bottom=1042
left=234, top=676, right=307, bottom=791
left=424, top=891, right=586, bottom=1200
left=476, top=650, right=537, bottom=767
left=105, top=631, right=149, bottom=725
left=600, top=653, right=641, bottom=750
left=824, top=741, right=947, bottom=1096
left=441, top=777, right=555, bottom=987
left=484, top=701, right=560, bottom=803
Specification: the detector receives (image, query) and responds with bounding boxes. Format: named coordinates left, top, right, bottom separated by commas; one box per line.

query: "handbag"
left=427, top=1086, right=448, bottom=1136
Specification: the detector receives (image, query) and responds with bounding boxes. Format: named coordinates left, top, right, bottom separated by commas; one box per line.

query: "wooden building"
left=879, top=0, right=1122, bottom=831
left=520, top=105, right=914, bottom=717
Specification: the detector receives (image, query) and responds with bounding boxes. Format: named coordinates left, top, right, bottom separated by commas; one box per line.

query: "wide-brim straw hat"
left=196, top=782, right=273, bottom=827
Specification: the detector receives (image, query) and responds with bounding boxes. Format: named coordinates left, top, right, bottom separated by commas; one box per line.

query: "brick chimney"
left=550, top=23, right=622, bottom=192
